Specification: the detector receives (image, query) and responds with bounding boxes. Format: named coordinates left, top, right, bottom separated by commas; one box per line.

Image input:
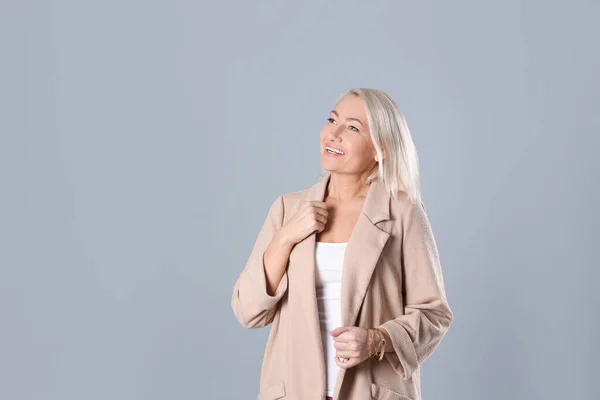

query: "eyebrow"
left=330, top=110, right=365, bottom=127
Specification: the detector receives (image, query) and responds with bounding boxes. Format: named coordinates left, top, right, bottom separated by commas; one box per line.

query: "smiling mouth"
left=325, top=146, right=345, bottom=155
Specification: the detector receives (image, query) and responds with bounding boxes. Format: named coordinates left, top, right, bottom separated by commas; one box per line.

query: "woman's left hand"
left=329, top=326, right=377, bottom=369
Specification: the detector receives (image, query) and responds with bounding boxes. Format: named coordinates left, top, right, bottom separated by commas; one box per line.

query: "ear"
left=374, top=151, right=385, bottom=162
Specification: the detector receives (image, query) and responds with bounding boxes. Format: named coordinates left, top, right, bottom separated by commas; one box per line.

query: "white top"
left=314, top=241, right=347, bottom=397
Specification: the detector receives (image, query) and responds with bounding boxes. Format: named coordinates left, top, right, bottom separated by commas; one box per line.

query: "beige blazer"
left=231, top=171, right=453, bottom=400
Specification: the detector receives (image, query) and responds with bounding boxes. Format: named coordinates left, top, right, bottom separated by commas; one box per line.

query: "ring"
left=338, top=357, right=347, bottom=363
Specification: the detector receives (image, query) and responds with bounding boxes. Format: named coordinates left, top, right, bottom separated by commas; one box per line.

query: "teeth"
left=326, top=147, right=344, bottom=155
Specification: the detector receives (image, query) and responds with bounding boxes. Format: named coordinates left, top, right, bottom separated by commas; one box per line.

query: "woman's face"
left=319, top=94, right=378, bottom=175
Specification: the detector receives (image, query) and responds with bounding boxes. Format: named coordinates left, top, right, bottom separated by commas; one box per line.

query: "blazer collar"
left=307, top=170, right=391, bottom=224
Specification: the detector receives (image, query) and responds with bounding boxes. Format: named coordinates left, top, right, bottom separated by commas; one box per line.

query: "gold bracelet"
left=368, top=329, right=375, bottom=358
left=377, top=330, right=386, bottom=361
left=377, top=329, right=386, bottom=361
left=369, top=329, right=379, bottom=359
left=370, top=329, right=386, bottom=361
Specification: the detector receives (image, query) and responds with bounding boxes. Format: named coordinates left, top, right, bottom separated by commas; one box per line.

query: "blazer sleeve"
left=377, top=200, right=453, bottom=380
left=231, top=195, right=289, bottom=329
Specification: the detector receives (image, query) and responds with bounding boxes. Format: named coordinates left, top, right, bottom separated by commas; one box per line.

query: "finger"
left=332, top=331, right=356, bottom=342
left=305, top=201, right=327, bottom=214
left=335, top=350, right=357, bottom=359
left=333, top=340, right=361, bottom=352
left=310, top=201, right=328, bottom=210
left=314, top=213, right=328, bottom=225
left=329, top=326, right=353, bottom=337
left=333, top=341, right=356, bottom=351
left=347, top=340, right=361, bottom=351
left=313, top=208, right=329, bottom=219
left=335, top=357, right=357, bottom=369
left=313, top=221, right=326, bottom=233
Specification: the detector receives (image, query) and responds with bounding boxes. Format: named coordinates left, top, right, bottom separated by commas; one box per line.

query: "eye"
left=349, top=125, right=359, bottom=132
left=327, top=117, right=336, bottom=124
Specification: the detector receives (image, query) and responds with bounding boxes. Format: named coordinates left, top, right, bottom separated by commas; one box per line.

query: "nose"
left=329, top=123, right=344, bottom=140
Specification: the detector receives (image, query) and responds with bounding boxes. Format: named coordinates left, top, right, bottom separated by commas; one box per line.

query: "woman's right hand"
left=277, top=201, right=329, bottom=246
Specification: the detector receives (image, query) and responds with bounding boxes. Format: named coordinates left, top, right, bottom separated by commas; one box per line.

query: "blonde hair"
left=319, top=88, right=422, bottom=204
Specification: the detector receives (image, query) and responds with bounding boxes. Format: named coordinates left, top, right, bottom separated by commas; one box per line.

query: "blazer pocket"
left=371, top=383, right=414, bottom=400
left=258, top=381, right=286, bottom=400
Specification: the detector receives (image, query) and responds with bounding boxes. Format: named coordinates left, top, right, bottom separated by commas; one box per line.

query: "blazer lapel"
left=291, top=170, right=391, bottom=332
left=288, top=172, right=330, bottom=330
left=339, top=174, right=391, bottom=327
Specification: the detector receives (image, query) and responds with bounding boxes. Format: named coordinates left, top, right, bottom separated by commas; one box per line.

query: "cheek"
left=348, top=141, right=373, bottom=163
left=319, top=127, right=329, bottom=141
left=319, top=127, right=336, bottom=146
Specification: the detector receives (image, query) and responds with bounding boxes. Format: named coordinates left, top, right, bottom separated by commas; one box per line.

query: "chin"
left=320, top=158, right=341, bottom=171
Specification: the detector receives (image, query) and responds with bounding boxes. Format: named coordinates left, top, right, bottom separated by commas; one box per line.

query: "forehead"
left=333, top=95, right=367, bottom=120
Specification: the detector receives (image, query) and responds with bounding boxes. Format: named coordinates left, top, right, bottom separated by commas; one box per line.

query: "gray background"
left=1, top=1, right=598, bottom=399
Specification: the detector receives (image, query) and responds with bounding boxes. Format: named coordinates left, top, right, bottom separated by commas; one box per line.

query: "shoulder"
left=265, top=186, right=312, bottom=222
left=279, top=187, right=312, bottom=223
left=389, top=189, right=421, bottom=216
left=388, top=189, right=430, bottom=230
left=281, top=187, right=310, bottom=206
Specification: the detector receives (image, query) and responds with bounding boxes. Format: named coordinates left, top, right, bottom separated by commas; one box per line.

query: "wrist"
left=274, top=229, right=295, bottom=248
left=368, top=328, right=386, bottom=361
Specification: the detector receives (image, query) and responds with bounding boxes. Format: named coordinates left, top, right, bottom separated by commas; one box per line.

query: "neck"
left=326, top=172, right=371, bottom=201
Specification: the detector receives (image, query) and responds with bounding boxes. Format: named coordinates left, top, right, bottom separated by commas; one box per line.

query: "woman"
left=231, top=88, right=453, bottom=400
